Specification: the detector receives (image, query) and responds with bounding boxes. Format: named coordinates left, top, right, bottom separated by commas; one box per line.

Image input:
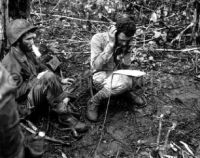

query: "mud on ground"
left=28, top=1, right=200, bottom=157
left=35, top=49, right=200, bottom=158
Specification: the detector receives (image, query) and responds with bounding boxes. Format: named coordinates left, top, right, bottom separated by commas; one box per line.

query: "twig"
left=195, top=53, right=198, bottom=73
left=94, top=73, right=116, bottom=156
left=20, top=122, right=36, bottom=134
left=115, top=148, right=120, bottom=158
left=131, top=2, right=154, bottom=12
left=163, top=122, right=177, bottom=150
left=89, top=75, right=94, bottom=97
left=20, top=123, right=70, bottom=145
left=101, top=15, right=114, bottom=23
left=171, top=142, right=196, bottom=158
left=170, top=22, right=194, bottom=44
left=180, top=141, right=194, bottom=156
left=63, top=41, right=89, bottom=45
left=143, top=23, right=153, bottom=47
left=156, top=114, right=164, bottom=148
left=46, top=106, right=51, bottom=132
left=51, top=0, right=62, bottom=11
left=132, top=37, right=156, bottom=44
left=31, top=12, right=110, bottom=24
left=44, top=136, right=70, bottom=145
left=38, top=0, right=43, bottom=23
left=26, top=120, right=38, bottom=131
left=154, top=47, right=200, bottom=52
left=94, top=95, right=111, bottom=156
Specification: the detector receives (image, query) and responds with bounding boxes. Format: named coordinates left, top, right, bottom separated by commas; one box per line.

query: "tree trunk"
left=0, top=0, right=31, bottom=59
left=0, top=1, right=3, bottom=56
left=9, top=0, right=31, bottom=19
left=0, top=0, right=9, bottom=60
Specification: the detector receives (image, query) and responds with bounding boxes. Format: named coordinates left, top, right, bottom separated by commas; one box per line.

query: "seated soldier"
left=0, top=63, right=44, bottom=158
left=2, top=19, right=87, bottom=131
left=87, top=15, right=146, bottom=121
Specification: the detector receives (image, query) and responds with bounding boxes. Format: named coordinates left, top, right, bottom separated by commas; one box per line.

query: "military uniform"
left=0, top=63, right=46, bottom=158
left=2, top=19, right=87, bottom=130
left=2, top=46, right=65, bottom=116
left=87, top=21, right=146, bottom=121
left=90, top=32, right=133, bottom=94
left=0, top=63, right=24, bottom=158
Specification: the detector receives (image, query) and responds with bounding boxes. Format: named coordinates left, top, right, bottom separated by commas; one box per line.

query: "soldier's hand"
left=108, top=25, right=117, bottom=47
left=61, top=78, right=74, bottom=86
left=116, top=54, right=124, bottom=62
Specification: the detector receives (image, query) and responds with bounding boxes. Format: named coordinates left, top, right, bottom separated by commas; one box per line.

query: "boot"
left=86, top=99, right=99, bottom=122
left=129, top=91, right=147, bottom=108
left=58, top=114, right=88, bottom=132
left=53, top=98, right=80, bottom=116
left=86, top=88, right=110, bottom=122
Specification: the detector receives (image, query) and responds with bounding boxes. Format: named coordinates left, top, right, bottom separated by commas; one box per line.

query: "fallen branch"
left=31, top=12, right=110, bottom=24
left=153, top=47, right=200, bottom=52
left=131, top=2, right=154, bottom=12
left=20, top=123, right=70, bottom=145
left=171, top=142, right=196, bottom=158
left=163, top=122, right=177, bottom=150
left=170, top=22, right=194, bottom=44
left=43, top=38, right=89, bottom=44
left=156, top=114, right=164, bottom=147
left=51, top=0, right=62, bottom=11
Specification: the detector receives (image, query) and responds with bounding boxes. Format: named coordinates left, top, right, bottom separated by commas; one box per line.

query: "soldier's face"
left=116, top=32, right=132, bottom=48
left=20, top=32, right=36, bottom=52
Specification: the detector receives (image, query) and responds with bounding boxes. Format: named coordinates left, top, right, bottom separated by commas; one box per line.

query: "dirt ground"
left=26, top=1, right=200, bottom=157
left=34, top=50, right=200, bottom=158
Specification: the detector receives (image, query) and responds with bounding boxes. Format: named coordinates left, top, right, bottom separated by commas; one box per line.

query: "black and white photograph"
left=0, top=0, right=200, bottom=157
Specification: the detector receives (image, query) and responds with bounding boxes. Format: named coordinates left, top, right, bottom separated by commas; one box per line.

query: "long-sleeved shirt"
left=90, top=32, right=132, bottom=83
left=91, top=32, right=115, bottom=73
left=2, top=47, right=46, bottom=101
left=91, top=32, right=132, bottom=72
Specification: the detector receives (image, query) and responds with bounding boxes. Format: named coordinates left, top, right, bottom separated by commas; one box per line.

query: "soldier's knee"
left=42, top=71, right=55, bottom=80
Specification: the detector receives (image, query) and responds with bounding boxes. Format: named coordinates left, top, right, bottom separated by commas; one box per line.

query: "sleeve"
left=0, top=64, right=16, bottom=101
left=90, top=34, right=114, bottom=70
left=2, top=61, right=33, bottom=100
left=0, top=64, right=44, bottom=158
left=0, top=63, right=25, bottom=158
left=15, top=78, right=34, bottom=100
left=7, top=71, right=32, bottom=100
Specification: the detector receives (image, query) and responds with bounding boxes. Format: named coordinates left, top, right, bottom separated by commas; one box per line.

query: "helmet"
left=6, top=19, right=37, bottom=45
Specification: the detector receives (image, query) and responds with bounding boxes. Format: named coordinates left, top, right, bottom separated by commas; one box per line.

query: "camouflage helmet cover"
left=6, top=19, right=37, bottom=45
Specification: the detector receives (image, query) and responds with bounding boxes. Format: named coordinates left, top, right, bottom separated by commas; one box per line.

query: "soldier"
left=2, top=19, right=87, bottom=131
left=0, top=63, right=44, bottom=158
left=87, top=15, right=146, bottom=121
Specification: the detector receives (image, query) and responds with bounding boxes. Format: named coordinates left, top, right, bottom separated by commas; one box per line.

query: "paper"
left=113, top=70, right=146, bottom=77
